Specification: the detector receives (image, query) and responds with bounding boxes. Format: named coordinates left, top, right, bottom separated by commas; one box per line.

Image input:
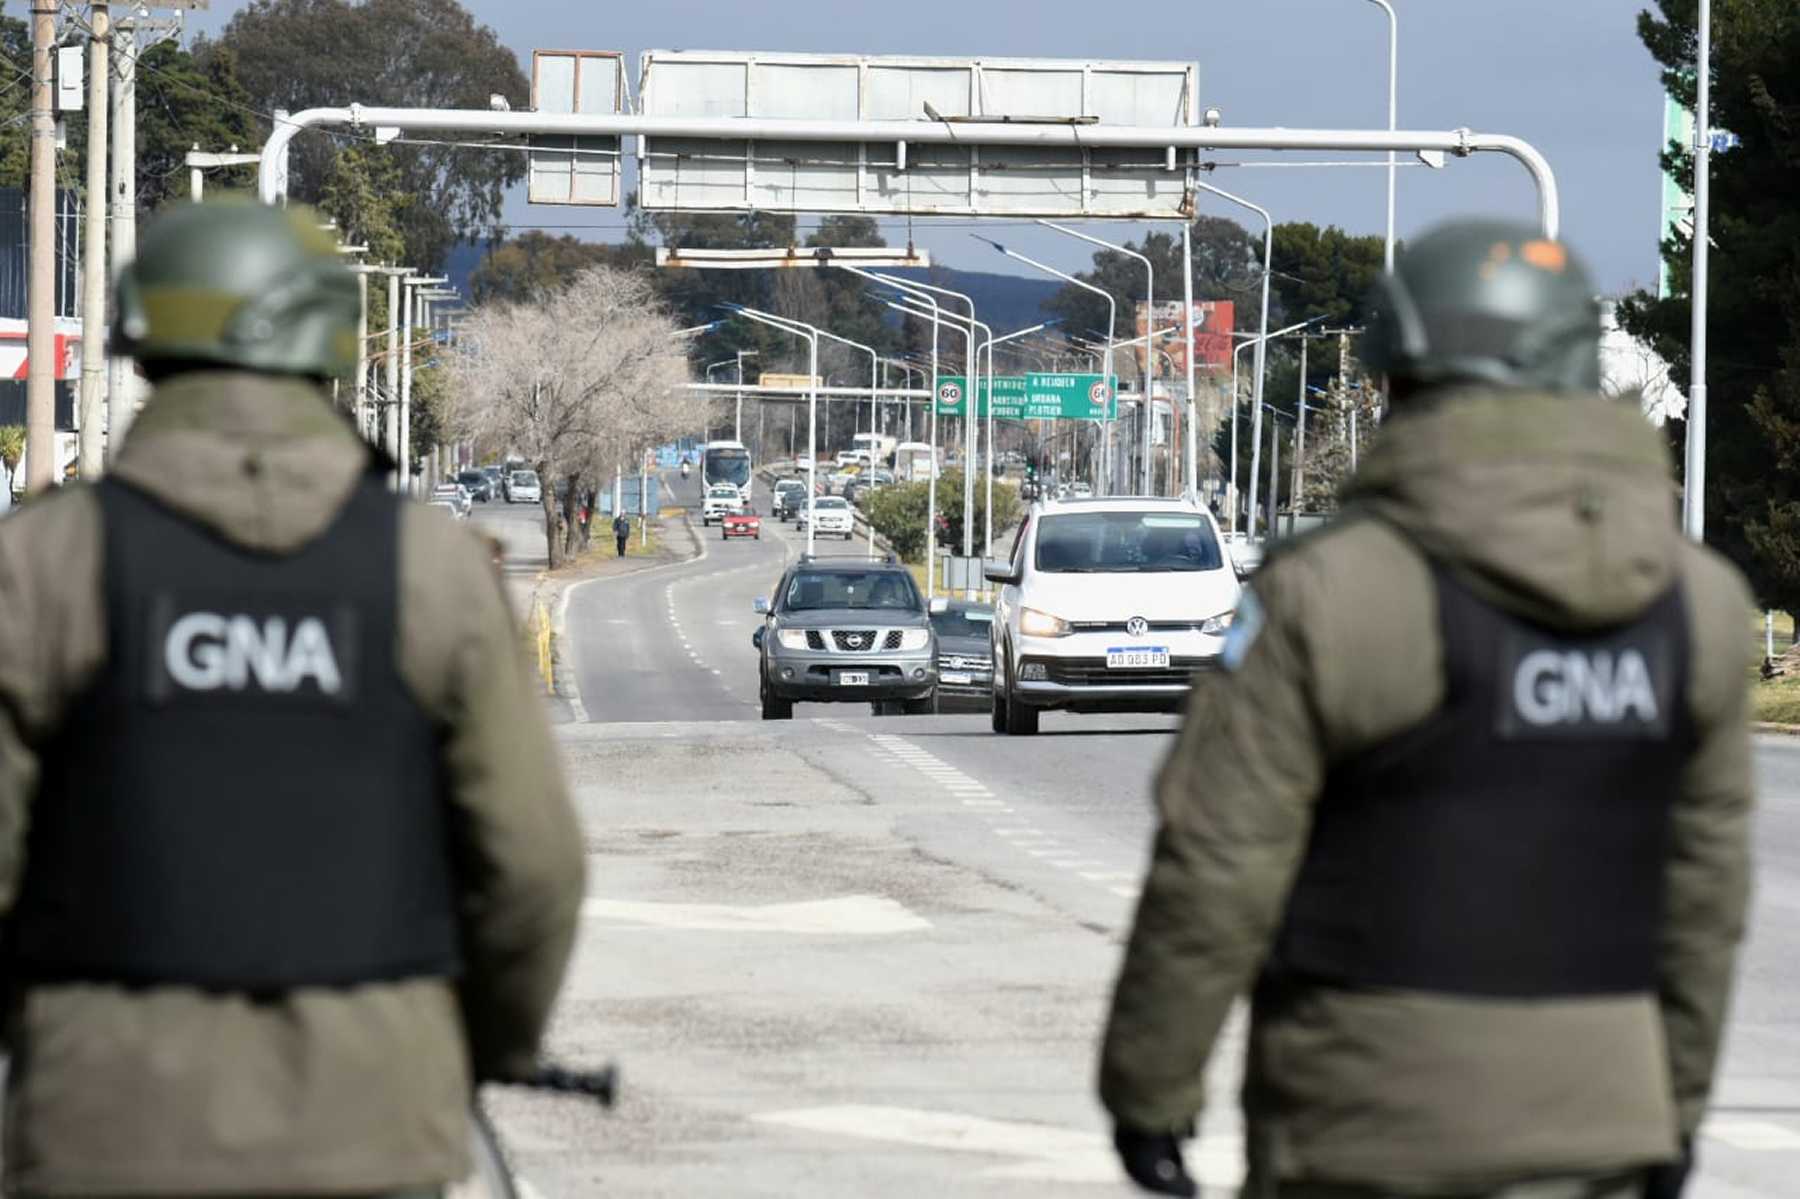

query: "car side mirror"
left=983, top=559, right=1019, bottom=585
left=929, top=597, right=949, bottom=614
left=751, top=627, right=766, bottom=650
left=752, top=597, right=770, bottom=614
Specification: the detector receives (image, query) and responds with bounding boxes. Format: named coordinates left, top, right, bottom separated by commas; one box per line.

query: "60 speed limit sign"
left=938, top=381, right=963, bottom=405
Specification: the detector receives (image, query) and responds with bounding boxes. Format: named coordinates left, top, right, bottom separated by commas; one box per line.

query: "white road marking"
left=1081, top=872, right=1141, bottom=883
left=582, top=895, right=931, bottom=935
left=1109, top=886, right=1140, bottom=899
left=1703, top=1118, right=1800, bottom=1150
left=751, top=1105, right=1244, bottom=1187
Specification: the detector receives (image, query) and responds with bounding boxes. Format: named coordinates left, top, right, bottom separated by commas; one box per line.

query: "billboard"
left=529, top=51, right=625, bottom=206
left=1134, top=300, right=1235, bottom=375
left=636, top=51, right=1197, bottom=218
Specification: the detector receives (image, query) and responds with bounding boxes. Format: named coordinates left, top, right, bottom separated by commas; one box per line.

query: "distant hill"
left=883, top=268, right=1062, bottom=332
left=442, top=244, right=1063, bottom=330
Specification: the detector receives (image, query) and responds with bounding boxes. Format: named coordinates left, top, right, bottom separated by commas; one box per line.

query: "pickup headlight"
left=776, top=629, right=811, bottom=650
left=1200, top=609, right=1235, bottom=636
left=1019, top=606, right=1071, bottom=638
left=895, top=628, right=930, bottom=651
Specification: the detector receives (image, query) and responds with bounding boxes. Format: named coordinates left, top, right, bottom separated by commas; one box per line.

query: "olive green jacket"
left=0, top=374, right=585, bottom=1195
left=1100, top=390, right=1754, bottom=1191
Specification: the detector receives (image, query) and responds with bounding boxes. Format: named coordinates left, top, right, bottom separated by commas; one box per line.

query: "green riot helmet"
left=112, top=197, right=360, bottom=378
left=1360, top=218, right=1602, bottom=393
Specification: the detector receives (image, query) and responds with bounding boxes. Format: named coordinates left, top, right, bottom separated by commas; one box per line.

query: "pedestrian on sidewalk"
left=1099, top=220, right=1754, bottom=1199
left=0, top=198, right=585, bottom=1197
left=612, top=511, right=630, bottom=557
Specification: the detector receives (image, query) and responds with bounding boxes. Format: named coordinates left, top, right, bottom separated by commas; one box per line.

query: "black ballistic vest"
left=1270, top=563, right=1693, bottom=999
left=13, top=472, right=460, bottom=990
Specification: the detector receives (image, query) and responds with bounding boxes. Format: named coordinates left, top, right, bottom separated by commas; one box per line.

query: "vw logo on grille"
left=1126, top=616, right=1149, bottom=638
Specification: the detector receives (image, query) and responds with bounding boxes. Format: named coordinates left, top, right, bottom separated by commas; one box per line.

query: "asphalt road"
left=471, top=481, right=1800, bottom=1198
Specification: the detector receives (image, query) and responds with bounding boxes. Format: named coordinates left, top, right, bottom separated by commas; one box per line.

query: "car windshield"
left=931, top=607, right=995, bottom=639
left=1034, top=512, right=1224, bottom=573
left=783, top=571, right=921, bottom=612
left=512, top=472, right=537, bottom=486
left=815, top=498, right=847, bottom=510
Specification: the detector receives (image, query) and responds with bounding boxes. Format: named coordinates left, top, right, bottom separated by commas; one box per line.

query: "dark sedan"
left=457, top=469, right=494, bottom=502
left=930, top=598, right=995, bottom=711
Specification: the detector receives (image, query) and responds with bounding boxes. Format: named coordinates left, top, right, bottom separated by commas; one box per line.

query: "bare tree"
left=446, top=267, right=701, bottom=568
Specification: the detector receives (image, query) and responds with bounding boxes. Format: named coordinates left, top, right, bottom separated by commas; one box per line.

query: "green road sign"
left=935, top=372, right=1116, bottom=420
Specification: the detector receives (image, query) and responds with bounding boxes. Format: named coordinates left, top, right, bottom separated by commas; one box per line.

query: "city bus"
left=702, top=440, right=754, bottom=504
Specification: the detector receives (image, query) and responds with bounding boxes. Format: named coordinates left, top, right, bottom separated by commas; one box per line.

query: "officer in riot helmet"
left=0, top=198, right=584, bottom=1197
left=1099, top=218, right=1754, bottom=1199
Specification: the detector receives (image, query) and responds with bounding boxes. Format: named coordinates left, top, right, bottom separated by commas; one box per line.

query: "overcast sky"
left=185, top=1, right=1670, bottom=296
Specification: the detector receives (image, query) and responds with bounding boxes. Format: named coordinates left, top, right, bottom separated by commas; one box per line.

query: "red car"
left=722, top=511, right=761, bottom=540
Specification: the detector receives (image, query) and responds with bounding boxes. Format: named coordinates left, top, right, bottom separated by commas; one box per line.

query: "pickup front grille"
left=805, top=630, right=826, bottom=650
left=830, top=629, right=878, bottom=652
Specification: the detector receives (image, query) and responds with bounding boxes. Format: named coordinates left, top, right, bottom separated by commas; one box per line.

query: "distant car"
left=431, top=483, right=472, bottom=517
left=806, top=496, right=854, bottom=539
left=456, top=469, right=493, bottom=502
left=986, top=496, right=1240, bottom=734
left=772, top=478, right=808, bottom=521
left=928, top=598, right=995, bottom=712
left=1222, top=531, right=1265, bottom=578
left=1068, top=481, right=1093, bottom=499
left=506, top=470, right=541, bottom=505
left=751, top=557, right=937, bottom=719
left=702, top=483, right=745, bottom=525
left=722, top=510, right=762, bottom=540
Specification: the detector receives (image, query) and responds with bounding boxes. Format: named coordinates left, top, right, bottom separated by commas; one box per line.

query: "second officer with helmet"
left=1098, top=219, right=1755, bottom=1198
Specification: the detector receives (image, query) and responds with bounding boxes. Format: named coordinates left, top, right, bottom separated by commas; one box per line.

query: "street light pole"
left=879, top=297, right=947, bottom=599
left=1189, top=178, right=1276, bottom=538
left=1684, top=0, right=1712, bottom=541
left=1039, top=221, right=1155, bottom=494
left=721, top=306, right=822, bottom=554
left=974, top=237, right=1116, bottom=495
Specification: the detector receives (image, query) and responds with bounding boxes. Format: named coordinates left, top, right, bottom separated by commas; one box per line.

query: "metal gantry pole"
left=1366, top=0, right=1399, bottom=274
left=77, top=2, right=110, bottom=477
left=259, top=111, right=1563, bottom=241
left=1684, top=0, right=1712, bottom=541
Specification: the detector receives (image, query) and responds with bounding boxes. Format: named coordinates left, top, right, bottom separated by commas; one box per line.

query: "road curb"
left=1752, top=721, right=1800, bottom=736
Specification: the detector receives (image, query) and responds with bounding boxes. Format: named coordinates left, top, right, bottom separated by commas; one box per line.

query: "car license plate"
left=941, top=671, right=972, bottom=685
left=1106, top=646, right=1170, bottom=669
left=836, top=671, right=870, bottom=687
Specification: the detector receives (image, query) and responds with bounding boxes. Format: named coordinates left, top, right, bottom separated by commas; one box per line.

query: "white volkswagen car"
left=805, top=496, right=855, bottom=540
left=984, top=497, right=1241, bottom=735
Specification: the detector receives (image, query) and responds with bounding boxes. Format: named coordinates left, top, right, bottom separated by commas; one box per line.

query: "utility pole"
left=1339, top=329, right=1356, bottom=472
left=1292, top=336, right=1308, bottom=510
left=77, top=2, right=110, bottom=478
left=354, top=269, right=369, bottom=438
left=24, top=0, right=56, bottom=491
left=105, top=17, right=139, bottom=455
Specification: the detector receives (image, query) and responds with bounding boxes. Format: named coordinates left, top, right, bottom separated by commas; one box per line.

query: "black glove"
left=1642, top=1137, right=1694, bottom=1199
left=1113, top=1124, right=1197, bottom=1197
